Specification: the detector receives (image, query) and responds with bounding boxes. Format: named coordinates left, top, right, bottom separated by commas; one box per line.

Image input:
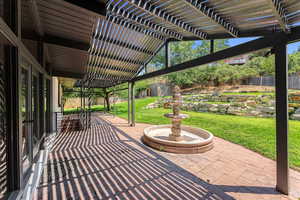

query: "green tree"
left=147, top=46, right=166, bottom=72
left=288, top=52, right=300, bottom=74
left=166, top=39, right=229, bottom=87
left=170, top=40, right=209, bottom=65
left=244, top=56, right=274, bottom=76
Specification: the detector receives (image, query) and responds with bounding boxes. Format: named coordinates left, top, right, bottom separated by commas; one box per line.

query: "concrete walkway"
left=34, top=115, right=300, bottom=200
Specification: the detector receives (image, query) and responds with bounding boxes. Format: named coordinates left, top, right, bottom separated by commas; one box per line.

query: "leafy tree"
left=245, top=56, right=274, bottom=76
left=170, top=41, right=208, bottom=65
left=146, top=46, right=166, bottom=72
left=289, top=52, right=300, bottom=74
left=165, top=39, right=229, bottom=87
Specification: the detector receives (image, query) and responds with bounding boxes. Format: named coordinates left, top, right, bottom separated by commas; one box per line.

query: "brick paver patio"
left=34, top=114, right=300, bottom=200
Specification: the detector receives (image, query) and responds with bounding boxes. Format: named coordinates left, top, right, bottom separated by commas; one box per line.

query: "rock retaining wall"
left=145, top=94, right=300, bottom=120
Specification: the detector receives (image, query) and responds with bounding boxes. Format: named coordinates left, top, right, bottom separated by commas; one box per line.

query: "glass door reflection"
left=21, top=68, right=31, bottom=174
left=32, top=73, right=39, bottom=158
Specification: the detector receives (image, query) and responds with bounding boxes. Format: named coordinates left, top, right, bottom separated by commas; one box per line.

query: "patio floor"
left=34, top=114, right=300, bottom=200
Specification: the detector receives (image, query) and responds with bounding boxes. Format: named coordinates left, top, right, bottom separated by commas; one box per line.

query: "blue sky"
left=227, top=37, right=300, bottom=54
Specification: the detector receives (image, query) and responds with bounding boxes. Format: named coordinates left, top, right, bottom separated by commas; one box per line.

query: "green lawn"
left=109, top=97, right=300, bottom=170
left=64, top=105, right=105, bottom=114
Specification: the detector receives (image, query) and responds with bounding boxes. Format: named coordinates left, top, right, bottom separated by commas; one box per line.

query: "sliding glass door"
left=20, top=59, right=42, bottom=177
left=45, top=79, right=51, bottom=134
left=32, top=72, right=39, bottom=159
left=21, top=66, right=31, bottom=175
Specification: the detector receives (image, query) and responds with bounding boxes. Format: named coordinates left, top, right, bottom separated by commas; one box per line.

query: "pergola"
left=1, top=0, right=300, bottom=198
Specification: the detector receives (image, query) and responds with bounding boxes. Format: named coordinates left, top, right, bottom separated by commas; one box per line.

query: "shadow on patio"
left=34, top=116, right=282, bottom=200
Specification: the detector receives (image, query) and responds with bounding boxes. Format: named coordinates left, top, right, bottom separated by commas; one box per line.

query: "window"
left=0, top=48, right=7, bottom=199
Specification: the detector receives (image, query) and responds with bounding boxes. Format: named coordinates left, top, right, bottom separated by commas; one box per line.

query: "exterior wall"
left=51, top=77, right=62, bottom=132
left=52, top=77, right=61, bottom=112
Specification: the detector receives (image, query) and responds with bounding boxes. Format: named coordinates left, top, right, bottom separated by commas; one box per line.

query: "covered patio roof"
left=21, top=0, right=300, bottom=88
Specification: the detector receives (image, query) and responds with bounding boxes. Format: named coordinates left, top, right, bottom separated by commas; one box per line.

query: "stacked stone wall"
left=146, top=93, right=300, bottom=120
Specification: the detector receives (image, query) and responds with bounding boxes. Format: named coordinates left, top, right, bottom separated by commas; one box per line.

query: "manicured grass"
left=110, top=97, right=300, bottom=169
left=64, top=105, right=105, bottom=114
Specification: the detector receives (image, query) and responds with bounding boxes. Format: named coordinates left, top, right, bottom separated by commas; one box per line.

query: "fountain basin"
left=142, top=125, right=214, bottom=154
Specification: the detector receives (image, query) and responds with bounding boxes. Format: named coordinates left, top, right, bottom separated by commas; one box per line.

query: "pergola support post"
left=39, top=73, right=45, bottom=138
left=130, top=81, right=135, bottom=127
left=210, top=40, right=214, bottom=54
left=103, top=88, right=110, bottom=112
left=165, top=41, right=170, bottom=68
left=80, top=86, right=83, bottom=109
left=49, top=78, right=54, bottom=133
left=275, top=41, right=289, bottom=195
left=128, top=82, right=131, bottom=125
left=83, top=87, right=86, bottom=110
left=103, top=97, right=106, bottom=111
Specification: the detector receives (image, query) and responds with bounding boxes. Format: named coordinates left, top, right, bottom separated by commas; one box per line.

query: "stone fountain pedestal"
left=142, top=85, right=214, bottom=154
left=164, top=113, right=188, bottom=141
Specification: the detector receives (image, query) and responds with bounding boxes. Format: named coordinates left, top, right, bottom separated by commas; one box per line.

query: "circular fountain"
left=142, top=85, right=214, bottom=154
